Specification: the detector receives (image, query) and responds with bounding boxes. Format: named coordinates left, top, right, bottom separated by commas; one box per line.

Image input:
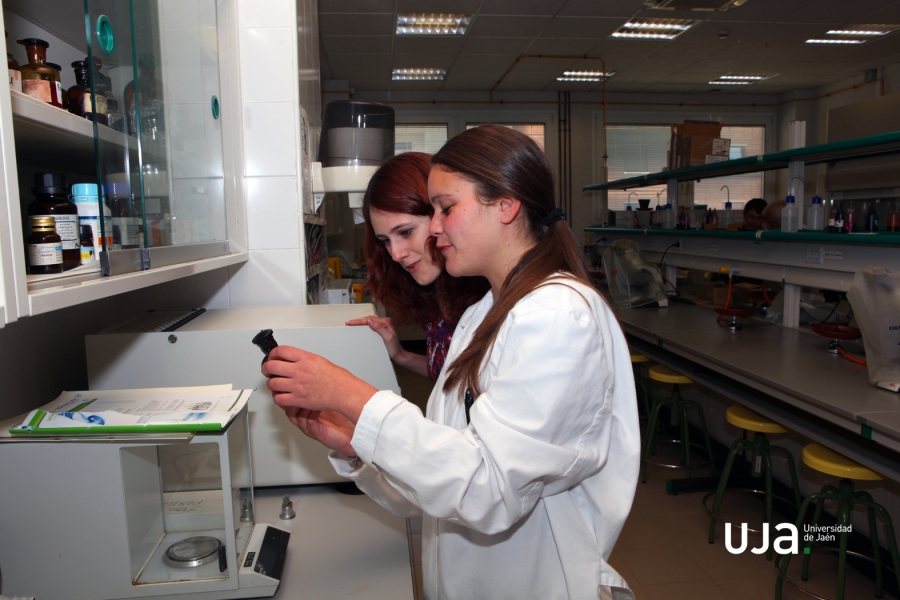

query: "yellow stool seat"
left=726, top=405, right=788, bottom=434
left=630, top=353, right=650, bottom=363
left=802, top=443, right=882, bottom=481
left=648, top=365, right=692, bottom=385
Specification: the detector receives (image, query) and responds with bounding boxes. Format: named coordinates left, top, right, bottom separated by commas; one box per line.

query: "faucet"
left=720, top=184, right=730, bottom=205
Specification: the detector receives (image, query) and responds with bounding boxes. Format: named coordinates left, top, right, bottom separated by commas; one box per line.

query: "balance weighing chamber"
left=0, top=405, right=290, bottom=600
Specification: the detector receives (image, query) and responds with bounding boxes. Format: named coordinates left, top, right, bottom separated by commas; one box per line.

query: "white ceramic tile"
left=242, top=102, right=298, bottom=177
left=168, top=104, right=225, bottom=179
left=226, top=250, right=305, bottom=307
left=155, top=268, right=232, bottom=310
left=171, top=178, right=227, bottom=244
left=246, top=176, right=302, bottom=250
left=163, top=27, right=220, bottom=105
left=238, top=0, right=294, bottom=28
left=160, top=0, right=217, bottom=30
left=240, top=28, right=296, bottom=103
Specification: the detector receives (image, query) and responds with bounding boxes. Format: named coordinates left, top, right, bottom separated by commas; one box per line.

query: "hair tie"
left=542, top=206, right=565, bottom=227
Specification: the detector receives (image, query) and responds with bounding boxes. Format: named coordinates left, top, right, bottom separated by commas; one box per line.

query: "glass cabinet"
left=85, top=0, right=228, bottom=275
left=2, top=0, right=244, bottom=323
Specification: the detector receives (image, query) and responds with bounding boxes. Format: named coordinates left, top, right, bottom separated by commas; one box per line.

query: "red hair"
left=362, top=152, right=489, bottom=326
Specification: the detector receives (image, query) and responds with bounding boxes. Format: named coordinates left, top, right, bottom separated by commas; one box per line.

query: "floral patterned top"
left=424, top=315, right=455, bottom=382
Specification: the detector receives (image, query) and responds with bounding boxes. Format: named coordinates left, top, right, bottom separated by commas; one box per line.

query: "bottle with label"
left=845, top=205, right=857, bottom=233
left=79, top=224, right=95, bottom=264
left=16, top=38, right=61, bottom=107
left=7, top=32, right=21, bottom=93
left=827, top=200, right=837, bottom=233
left=864, top=202, right=878, bottom=233
left=71, top=183, right=113, bottom=253
left=27, top=216, right=63, bottom=274
left=105, top=181, right=141, bottom=249
left=27, top=173, right=80, bottom=270
left=720, top=201, right=732, bottom=229
left=781, top=195, right=799, bottom=233
left=807, top=196, right=825, bottom=231
left=834, top=202, right=845, bottom=234
left=87, top=56, right=123, bottom=131
left=67, top=61, right=108, bottom=125
left=45, top=62, right=66, bottom=109
left=888, top=202, right=900, bottom=233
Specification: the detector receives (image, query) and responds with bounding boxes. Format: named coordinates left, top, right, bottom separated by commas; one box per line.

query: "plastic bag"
left=601, top=239, right=666, bottom=309
left=846, top=266, right=900, bottom=387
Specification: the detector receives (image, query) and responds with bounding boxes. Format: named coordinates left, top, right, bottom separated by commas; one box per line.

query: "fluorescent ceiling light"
left=397, top=13, right=470, bottom=35
left=709, top=80, right=751, bottom=85
left=806, top=38, right=864, bottom=44
left=556, top=70, right=615, bottom=81
left=612, top=18, right=695, bottom=40
left=827, top=29, right=887, bottom=36
left=720, top=75, right=765, bottom=80
left=392, top=68, right=446, bottom=81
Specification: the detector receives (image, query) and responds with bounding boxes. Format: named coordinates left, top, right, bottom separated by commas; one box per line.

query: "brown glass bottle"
left=17, top=39, right=61, bottom=107
left=67, top=61, right=108, bottom=125
left=27, top=216, right=63, bottom=274
left=6, top=31, right=21, bottom=93
left=124, top=55, right=162, bottom=137
left=27, top=173, right=80, bottom=270
left=45, top=62, right=67, bottom=109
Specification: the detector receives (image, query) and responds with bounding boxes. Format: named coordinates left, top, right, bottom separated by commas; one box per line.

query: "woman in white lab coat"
left=264, top=124, right=641, bottom=600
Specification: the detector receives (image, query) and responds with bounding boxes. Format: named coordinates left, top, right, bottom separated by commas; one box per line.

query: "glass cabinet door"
left=85, top=0, right=228, bottom=275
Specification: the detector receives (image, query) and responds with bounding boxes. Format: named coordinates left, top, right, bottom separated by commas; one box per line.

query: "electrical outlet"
left=805, top=246, right=823, bottom=264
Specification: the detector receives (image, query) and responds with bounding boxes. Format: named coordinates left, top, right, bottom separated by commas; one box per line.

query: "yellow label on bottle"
left=85, top=93, right=108, bottom=115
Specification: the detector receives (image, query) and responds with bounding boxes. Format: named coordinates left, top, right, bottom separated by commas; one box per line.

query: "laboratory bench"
left=255, top=486, right=415, bottom=600
left=616, top=302, right=900, bottom=481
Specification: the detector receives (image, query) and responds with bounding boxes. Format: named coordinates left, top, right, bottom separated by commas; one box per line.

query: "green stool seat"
left=776, top=443, right=900, bottom=600
left=707, top=405, right=802, bottom=562
left=640, top=366, right=714, bottom=484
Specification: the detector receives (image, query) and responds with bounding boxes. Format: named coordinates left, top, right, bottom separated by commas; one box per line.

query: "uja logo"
left=725, top=523, right=798, bottom=555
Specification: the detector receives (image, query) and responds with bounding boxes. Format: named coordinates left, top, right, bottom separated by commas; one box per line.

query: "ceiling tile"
left=442, top=55, right=517, bottom=90
left=317, top=0, right=395, bottom=13
left=705, top=0, right=818, bottom=23
left=389, top=81, right=446, bottom=92
left=642, top=42, right=733, bottom=61
left=392, top=54, right=458, bottom=69
left=708, top=42, right=795, bottom=61
left=526, top=38, right=604, bottom=55
left=611, top=70, right=671, bottom=83
left=676, top=21, right=825, bottom=45
left=479, top=0, right=568, bottom=16
left=540, top=16, right=624, bottom=39
left=627, top=57, right=702, bottom=73
left=467, top=15, right=554, bottom=37
left=396, top=0, right=482, bottom=13
left=393, top=37, right=467, bottom=54
left=328, top=54, right=393, bottom=78
left=641, top=82, right=705, bottom=93
left=661, top=71, right=726, bottom=84
left=321, top=35, right=393, bottom=55
left=857, top=3, right=900, bottom=23
left=779, top=0, right=899, bottom=25
left=557, top=0, right=643, bottom=18
left=318, top=13, right=394, bottom=36
left=460, top=37, right=534, bottom=55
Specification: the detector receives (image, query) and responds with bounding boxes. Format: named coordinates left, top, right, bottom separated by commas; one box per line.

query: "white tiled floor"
left=394, top=366, right=895, bottom=600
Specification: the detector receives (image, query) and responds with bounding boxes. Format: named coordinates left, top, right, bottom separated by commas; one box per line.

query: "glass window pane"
left=466, top=123, right=545, bottom=151
left=395, top=124, right=448, bottom=155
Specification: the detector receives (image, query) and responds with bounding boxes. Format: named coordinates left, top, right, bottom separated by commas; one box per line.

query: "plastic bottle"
left=711, top=208, right=719, bottom=227
left=807, top=195, right=825, bottom=231
left=781, top=194, right=799, bottom=233
left=663, top=203, right=675, bottom=229
left=721, top=201, right=732, bottom=229
left=845, top=205, right=856, bottom=233
left=71, top=183, right=113, bottom=255
left=888, top=202, right=900, bottom=233
left=835, top=203, right=845, bottom=234
left=827, top=201, right=837, bottom=233
left=865, top=202, right=878, bottom=233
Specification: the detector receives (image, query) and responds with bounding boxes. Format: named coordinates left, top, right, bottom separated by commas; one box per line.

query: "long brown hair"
left=432, top=125, right=592, bottom=398
left=362, top=152, right=488, bottom=326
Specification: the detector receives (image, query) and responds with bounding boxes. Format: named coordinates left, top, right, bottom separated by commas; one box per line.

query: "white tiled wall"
left=0, top=0, right=320, bottom=420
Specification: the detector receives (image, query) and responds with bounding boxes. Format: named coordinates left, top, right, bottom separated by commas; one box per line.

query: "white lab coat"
left=330, top=275, right=640, bottom=600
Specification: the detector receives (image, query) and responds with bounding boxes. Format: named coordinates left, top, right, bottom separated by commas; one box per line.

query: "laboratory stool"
left=706, top=405, right=802, bottom=561
left=640, top=365, right=714, bottom=484
left=630, top=353, right=652, bottom=417
left=776, top=443, right=900, bottom=600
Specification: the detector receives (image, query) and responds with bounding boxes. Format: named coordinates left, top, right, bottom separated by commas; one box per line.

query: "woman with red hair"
left=346, top=151, right=488, bottom=380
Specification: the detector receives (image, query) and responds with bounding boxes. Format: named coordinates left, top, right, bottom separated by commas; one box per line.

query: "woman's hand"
left=263, top=345, right=377, bottom=424
left=284, top=407, right=357, bottom=457
left=346, top=316, right=431, bottom=379
left=346, top=316, right=403, bottom=359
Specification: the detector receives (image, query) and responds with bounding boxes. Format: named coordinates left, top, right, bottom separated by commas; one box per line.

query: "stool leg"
left=857, top=491, right=884, bottom=597
left=670, top=385, right=681, bottom=428
left=708, top=438, right=753, bottom=545
left=679, top=402, right=690, bottom=474
left=641, top=398, right=666, bottom=484
left=636, top=380, right=651, bottom=417
left=769, top=445, right=803, bottom=510
left=684, top=398, right=715, bottom=476
left=763, top=450, right=775, bottom=561
left=860, top=498, right=900, bottom=600
left=802, top=487, right=838, bottom=581
left=777, top=493, right=821, bottom=600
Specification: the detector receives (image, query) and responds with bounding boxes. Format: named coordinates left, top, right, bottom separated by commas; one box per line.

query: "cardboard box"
left=705, top=154, right=728, bottom=164
left=677, top=136, right=732, bottom=168
left=669, top=121, right=723, bottom=170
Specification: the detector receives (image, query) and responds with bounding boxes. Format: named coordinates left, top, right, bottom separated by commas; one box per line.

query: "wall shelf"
left=585, top=226, right=900, bottom=247
left=584, top=130, right=900, bottom=191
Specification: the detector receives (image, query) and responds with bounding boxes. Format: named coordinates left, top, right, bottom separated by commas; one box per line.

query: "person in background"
left=263, top=125, right=640, bottom=600
left=763, top=199, right=786, bottom=230
left=345, top=152, right=488, bottom=381
left=741, top=198, right=767, bottom=230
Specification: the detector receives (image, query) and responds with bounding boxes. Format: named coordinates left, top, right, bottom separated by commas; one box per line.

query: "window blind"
left=395, top=124, right=449, bottom=155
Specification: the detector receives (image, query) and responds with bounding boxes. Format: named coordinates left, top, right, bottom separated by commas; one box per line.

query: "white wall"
left=0, top=0, right=320, bottom=421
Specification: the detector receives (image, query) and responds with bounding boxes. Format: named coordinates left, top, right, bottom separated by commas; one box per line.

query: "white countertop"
left=253, top=486, right=415, bottom=600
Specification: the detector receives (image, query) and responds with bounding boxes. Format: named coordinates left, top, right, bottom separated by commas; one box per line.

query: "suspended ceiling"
left=318, top=0, right=900, bottom=94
